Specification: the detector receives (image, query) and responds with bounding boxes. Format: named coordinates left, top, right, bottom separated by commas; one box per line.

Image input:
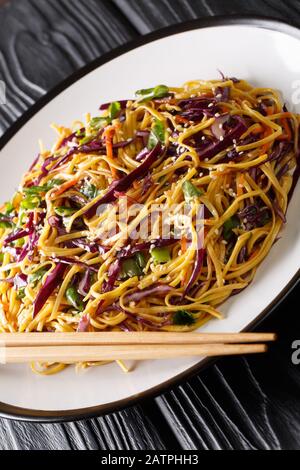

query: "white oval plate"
left=0, top=16, right=299, bottom=421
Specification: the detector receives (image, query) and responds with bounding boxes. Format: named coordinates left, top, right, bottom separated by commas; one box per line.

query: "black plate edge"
left=0, top=14, right=299, bottom=422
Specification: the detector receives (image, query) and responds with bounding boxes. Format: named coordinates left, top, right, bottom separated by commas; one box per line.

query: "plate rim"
left=0, top=14, right=299, bottom=422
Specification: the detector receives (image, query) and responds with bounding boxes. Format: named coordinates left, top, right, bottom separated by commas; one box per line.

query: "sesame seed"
left=199, top=172, right=204, bottom=177
left=201, top=136, right=206, bottom=141
left=214, top=113, right=220, bottom=117
left=219, top=123, right=223, bottom=129
left=219, top=136, right=224, bottom=141
left=238, top=151, right=244, bottom=155
left=204, top=158, right=209, bottom=162
left=216, top=93, right=222, bottom=98
left=221, top=240, right=228, bottom=245
left=208, top=102, right=214, bottom=108
left=214, top=229, right=219, bottom=235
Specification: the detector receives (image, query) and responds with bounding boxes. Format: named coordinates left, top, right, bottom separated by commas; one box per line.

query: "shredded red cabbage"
left=78, top=270, right=91, bottom=297
left=33, top=263, right=67, bottom=317
left=183, top=247, right=205, bottom=296
left=99, top=100, right=128, bottom=110
left=102, top=260, right=121, bottom=293
left=77, top=314, right=90, bottom=332
left=125, top=284, right=172, bottom=303
left=85, top=142, right=163, bottom=218
left=198, top=116, right=247, bottom=160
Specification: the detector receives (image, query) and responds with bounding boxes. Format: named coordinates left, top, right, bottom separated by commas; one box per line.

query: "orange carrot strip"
left=278, top=118, right=292, bottom=141
left=175, top=115, right=189, bottom=124
left=181, top=237, right=187, bottom=254
left=50, top=178, right=79, bottom=199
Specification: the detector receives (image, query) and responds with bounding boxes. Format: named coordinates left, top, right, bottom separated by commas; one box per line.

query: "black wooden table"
left=0, top=0, right=300, bottom=450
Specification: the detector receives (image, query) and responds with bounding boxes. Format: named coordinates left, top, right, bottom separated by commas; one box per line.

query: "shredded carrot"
left=181, top=237, right=187, bottom=254
left=266, top=105, right=275, bottom=116
left=278, top=118, right=292, bottom=141
left=251, top=124, right=263, bottom=135
left=261, top=127, right=273, bottom=154
left=175, top=115, right=189, bottom=124
left=248, top=247, right=260, bottom=261
left=104, top=126, right=115, bottom=159
left=50, top=178, right=79, bottom=199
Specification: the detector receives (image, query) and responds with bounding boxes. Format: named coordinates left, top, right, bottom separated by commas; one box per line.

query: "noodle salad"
left=0, top=77, right=299, bottom=373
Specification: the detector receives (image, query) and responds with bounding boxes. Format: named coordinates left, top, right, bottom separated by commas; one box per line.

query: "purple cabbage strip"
left=198, top=116, right=247, bottom=160
left=77, top=314, right=90, bottom=332
left=273, top=201, right=286, bottom=223
left=0, top=273, right=28, bottom=289
left=99, top=100, right=128, bottom=111
left=28, top=154, right=40, bottom=172
left=78, top=270, right=91, bottom=297
left=125, top=284, right=172, bottom=303
left=237, top=246, right=247, bottom=264
left=33, top=263, right=67, bottom=317
left=215, top=86, right=230, bottom=102
left=4, top=229, right=30, bottom=245
left=141, top=173, right=154, bottom=195
left=135, top=147, right=149, bottom=162
left=117, top=238, right=177, bottom=259
left=101, top=260, right=121, bottom=293
left=183, top=247, right=205, bottom=296
left=51, top=256, right=98, bottom=272
left=85, top=142, right=163, bottom=219
left=69, top=238, right=108, bottom=255
left=48, top=215, right=61, bottom=228
left=58, top=128, right=84, bottom=149
left=267, top=141, right=292, bottom=163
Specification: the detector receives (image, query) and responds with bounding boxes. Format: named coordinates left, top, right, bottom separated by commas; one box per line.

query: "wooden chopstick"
left=0, top=343, right=268, bottom=364
left=0, top=332, right=277, bottom=347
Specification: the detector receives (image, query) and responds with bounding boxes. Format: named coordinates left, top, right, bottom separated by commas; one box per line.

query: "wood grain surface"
left=0, top=0, right=299, bottom=450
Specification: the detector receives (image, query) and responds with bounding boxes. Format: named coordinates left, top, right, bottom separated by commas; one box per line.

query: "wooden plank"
left=113, top=0, right=300, bottom=33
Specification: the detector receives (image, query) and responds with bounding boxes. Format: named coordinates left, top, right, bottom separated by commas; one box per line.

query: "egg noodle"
left=0, top=77, right=299, bottom=374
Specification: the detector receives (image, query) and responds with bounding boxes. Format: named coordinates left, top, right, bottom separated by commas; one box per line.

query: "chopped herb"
left=223, top=216, right=240, bottom=241
left=81, top=182, right=98, bottom=200
left=151, top=247, right=171, bottom=265
left=20, top=195, right=41, bottom=210
left=23, top=179, right=64, bottom=196
left=4, top=202, right=14, bottom=215
left=28, top=268, right=48, bottom=286
left=0, top=215, right=14, bottom=229
left=16, top=288, right=26, bottom=300
left=90, top=116, right=108, bottom=130
left=55, top=206, right=78, bottom=217
left=120, top=258, right=142, bottom=279
left=148, top=119, right=165, bottom=149
left=66, top=286, right=84, bottom=311
left=109, top=101, right=121, bottom=121
left=182, top=181, right=203, bottom=201
left=173, top=310, right=195, bottom=326
left=0, top=253, right=4, bottom=263
left=79, top=135, right=94, bottom=146
left=135, top=252, right=146, bottom=270
left=135, top=85, right=169, bottom=103
left=90, top=101, right=121, bottom=130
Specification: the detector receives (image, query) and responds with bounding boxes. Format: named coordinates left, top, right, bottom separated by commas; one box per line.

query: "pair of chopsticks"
left=0, top=332, right=276, bottom=364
